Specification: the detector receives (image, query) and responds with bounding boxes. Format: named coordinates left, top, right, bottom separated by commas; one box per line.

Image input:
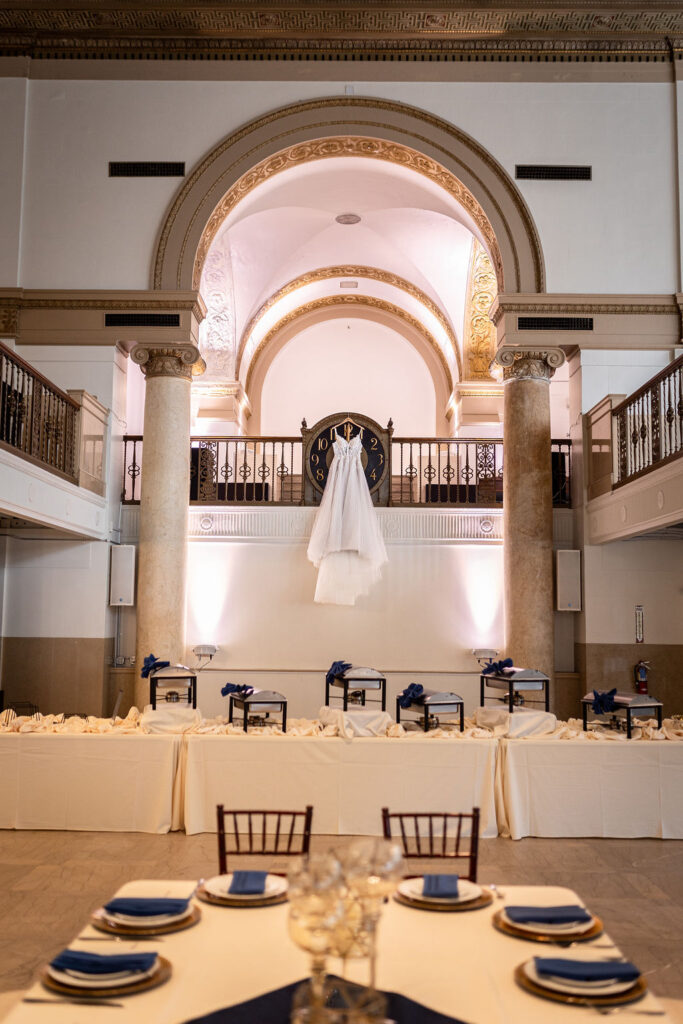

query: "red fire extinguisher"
left=634, top=660, right=650, bottom=695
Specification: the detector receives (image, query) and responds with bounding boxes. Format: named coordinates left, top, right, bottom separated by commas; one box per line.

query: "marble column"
left=131, top=345, right=201, bottom=708
left=494, top=347, right=565, bottom=694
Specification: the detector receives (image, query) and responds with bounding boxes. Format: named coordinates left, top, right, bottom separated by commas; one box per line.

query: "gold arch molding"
left=237, top=265, right=463, bottom=383
left=192, top=136, right=502, bottom=292
left=242, top=293, right=454, bottom=403
left=152, top=97, right=545, bottom=295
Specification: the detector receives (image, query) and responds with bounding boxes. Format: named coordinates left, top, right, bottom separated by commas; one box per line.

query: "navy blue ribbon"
left=140, top=653, right=170, bottom=679
left=591, top=688, right=617, bottom=714
left=398, top=682, right=424, bottom=709
left=482, top=657, right=513, bottom=676
left=326, top=661, right=352, bottom=686
left=220, top=682, right=255, bottom=698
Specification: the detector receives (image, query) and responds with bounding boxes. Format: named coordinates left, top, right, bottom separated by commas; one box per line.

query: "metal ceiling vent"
left=515, top=166, right=592, bottom=181
left=518, top=317, right=593, bottom=331
left=335, top=213, right=361, bottom=225
left=109, top=162, right=185, bottom=178
left=339, top=281, right=359, bottom=288
left=105, top=313, right=181, bottom=328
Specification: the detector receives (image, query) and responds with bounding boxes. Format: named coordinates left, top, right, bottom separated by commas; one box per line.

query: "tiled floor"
left=0, top=831, right=681, bottom=1003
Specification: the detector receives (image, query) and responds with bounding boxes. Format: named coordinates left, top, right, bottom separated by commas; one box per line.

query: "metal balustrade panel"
left=612, top=355, right=683, bottom=488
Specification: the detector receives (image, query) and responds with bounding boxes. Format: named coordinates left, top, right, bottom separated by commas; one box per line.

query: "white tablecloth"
left=4, top=879, right=672, bottom=1024
left=181, top=734, right=498, bottom=837
left=498, top=736, right=683, bottom=839
left=0, top=733, right=181, bottom=833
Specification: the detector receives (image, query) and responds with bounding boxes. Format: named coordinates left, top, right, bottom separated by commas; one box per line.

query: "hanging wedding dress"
left=307, top=431, right=387, bottom=605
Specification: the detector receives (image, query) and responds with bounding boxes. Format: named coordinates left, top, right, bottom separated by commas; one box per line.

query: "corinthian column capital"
left=493, top=346, right=566, bottom=383
left=131, top=344, right=203, bottom=381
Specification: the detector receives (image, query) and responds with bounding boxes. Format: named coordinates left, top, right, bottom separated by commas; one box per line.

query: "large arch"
left=153, top=97, right=545, bottom=295
left=245, top=296, right=453, bottom=435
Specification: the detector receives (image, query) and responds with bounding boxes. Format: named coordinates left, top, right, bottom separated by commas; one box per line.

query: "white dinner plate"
left=102, top=905, right=193, bottom=927
left=203, top=873, right=288, bottom=900
left=47, top=959, right=160, bottom=990
left=523, top=959, right=638, bottom=997
left=502, top=910, right=595, bottom=935
left=398, top=877, right=482, bottom=904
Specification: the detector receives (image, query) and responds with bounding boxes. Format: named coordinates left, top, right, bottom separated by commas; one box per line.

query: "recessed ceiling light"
left=335, top=213, right=361, bottom=225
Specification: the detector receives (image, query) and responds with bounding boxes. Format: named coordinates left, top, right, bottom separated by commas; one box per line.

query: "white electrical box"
left=110, top=544, right=136, bottom=606
left=556, top=549, right=581, bottom=611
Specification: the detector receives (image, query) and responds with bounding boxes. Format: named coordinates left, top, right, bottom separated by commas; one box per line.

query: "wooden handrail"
left=611, top=353, right=683, bottom=416
left=0, top=339, right=80, bottom=409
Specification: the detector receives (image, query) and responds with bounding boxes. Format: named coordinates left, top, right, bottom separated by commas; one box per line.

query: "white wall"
left=3, top=78, right=675, bottom=294
left=578, top=349, right=674, bottom=414
left=3, top=537, right=112, bottom=638
left=260, top=318, right=437, bottom=437
left=184, top=537, right=504, bottom=717
left=582, top=536, right=683, bottom=646
left=0, top=78, right=27, bottom=287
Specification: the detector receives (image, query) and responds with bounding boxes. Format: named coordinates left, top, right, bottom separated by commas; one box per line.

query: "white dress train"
left=307, top=432, right=387, bottom=605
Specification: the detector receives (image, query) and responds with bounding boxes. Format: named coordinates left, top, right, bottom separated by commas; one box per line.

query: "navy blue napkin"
left=591, top=688, right=618, bottom=714
left=220, top=682, right=254, bottom=697
left=51, top=950, right=158, bottom=975
left=506, top=905, right=592, bottom=925
left=534, top=958, right=640, bottom=983
left=326, top=661, right=352, bottom=686
left=482, top=657, right=513, bottom=677
left=103, top=897, right=190, bottom=917
left=141, top=653, right=170, bottom=679
left=228, top=871, right=267, bottom=895
left=398, top=682, right=424, bottom=708
left=422, top=874, right=459, bottom=898
left=181, top=977, right=468, bottom=1024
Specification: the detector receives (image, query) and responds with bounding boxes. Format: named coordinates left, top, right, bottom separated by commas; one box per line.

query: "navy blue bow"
left=220, top=682, right=254, bottom=698
left=591, top=688, right=617, bottom=714
left=482, top=657, right=513, bottom=676
left=326, top=661, right=352, bottom=686
left=398, top=682, right=424, bottom=709
left=140, top=653, right=170, bottom=679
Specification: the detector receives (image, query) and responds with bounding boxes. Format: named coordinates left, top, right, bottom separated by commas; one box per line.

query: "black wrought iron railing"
left=613, top=355, right=683, bottom=487
left=123, top=435, right=571, bottom=508
left=0, top=340, right=79, bottom=482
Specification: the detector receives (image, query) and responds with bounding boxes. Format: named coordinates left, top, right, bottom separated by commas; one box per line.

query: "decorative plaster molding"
left=464, top=239, right=497, bottom=381
left=191, top=136, right=502, bottom=294
left=236, top=265, right=462, bottom=382
left=241, top=294, right=454, bottom=396
left=1, top=6, right=681, bottom=62
left=0, top=289, right=206, bottom=326
left=587, top=456, right=683, bottom=544
left=494, top=345, right=566, bottom=382
left=131, top=344, right=202, bottom=381
left=490, top=294, right=678, bottom=327
left=184, top=507, right=503, bottom=544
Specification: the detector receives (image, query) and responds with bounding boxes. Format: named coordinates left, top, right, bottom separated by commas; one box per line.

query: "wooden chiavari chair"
left=381, top=806, right=480, bottom=881
left=216, top=805, right=314, bottom=875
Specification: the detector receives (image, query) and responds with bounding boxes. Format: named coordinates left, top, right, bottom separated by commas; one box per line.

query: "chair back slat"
left=216, top=806, right=314, bottom=874
left=380, top=806, right=480, bottom=882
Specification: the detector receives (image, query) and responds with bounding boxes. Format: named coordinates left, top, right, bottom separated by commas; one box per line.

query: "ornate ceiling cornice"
left=1, top=5, right=682, bottom=62
left=241, top=293, right=454, bottom=397
left=191, top=135, right=503, bottom=293
left=237, top=265, right=462, bottom=381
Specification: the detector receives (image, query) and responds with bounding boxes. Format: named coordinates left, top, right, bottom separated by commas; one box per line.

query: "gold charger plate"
left=41, top=955, right=172, bottom=999
left=91, top=903, right=201, bottom=936
left=196, top=884, right=288, bottom=909
left=493, top=909, right=604, bottom=944
left=514, top=963, right=648, bottom=1007
left=393, top=887, right=494, bottom=913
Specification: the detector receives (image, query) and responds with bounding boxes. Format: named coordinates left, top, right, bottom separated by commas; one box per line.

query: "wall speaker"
left=556, top=549, right=581, bottom=611
left=110, top=544, right=136, bottom=606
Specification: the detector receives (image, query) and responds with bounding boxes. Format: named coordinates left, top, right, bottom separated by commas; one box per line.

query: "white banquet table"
left=4, top=879, right=672, bottom=1024
left=498, top=736, right=683, bottom=840
left=180, top=734, right=498, bottom=837
left=0, top=733, right=181, bottom=834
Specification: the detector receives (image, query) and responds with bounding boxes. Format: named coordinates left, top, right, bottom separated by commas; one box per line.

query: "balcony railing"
left=613, top=354, right=683, bottom=487
left=122, top=435, right=571, bottom=508
left=0, top=341, right=79, bottom=482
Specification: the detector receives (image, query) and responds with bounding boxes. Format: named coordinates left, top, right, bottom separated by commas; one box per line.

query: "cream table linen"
left=181, top=734, right=498, bottom=837
left=4, top=880, right=673, bottom=1024
left=498, top=736, right=683, bottom=839
left=0, top=733, right=181, bottom=833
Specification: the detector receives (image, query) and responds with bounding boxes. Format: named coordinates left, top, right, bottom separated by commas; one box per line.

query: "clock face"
left=306, top=418, right=388, bottom=496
